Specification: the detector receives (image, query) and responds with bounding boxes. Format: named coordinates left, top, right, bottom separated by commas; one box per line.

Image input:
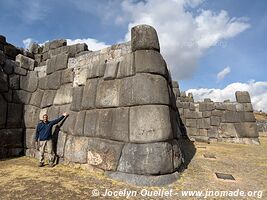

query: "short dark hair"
left=43, top=114, right=48, bottom=117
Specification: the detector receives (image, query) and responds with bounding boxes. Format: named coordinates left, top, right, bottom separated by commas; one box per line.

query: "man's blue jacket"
left=35, top=115, right=64, bottom=141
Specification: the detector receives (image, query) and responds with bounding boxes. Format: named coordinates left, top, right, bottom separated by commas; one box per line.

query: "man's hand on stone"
left=63, top=112, right=69, bottom=117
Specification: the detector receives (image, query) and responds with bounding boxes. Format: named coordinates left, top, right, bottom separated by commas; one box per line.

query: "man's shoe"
left=38, top=162, right=44, bottom=167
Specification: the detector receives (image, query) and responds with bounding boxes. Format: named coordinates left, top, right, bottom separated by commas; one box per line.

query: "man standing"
left=35, top=112, right=68, bottom=167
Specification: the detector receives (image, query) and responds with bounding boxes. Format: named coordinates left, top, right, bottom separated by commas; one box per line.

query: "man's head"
left=43, top=114, right=48, bottom=123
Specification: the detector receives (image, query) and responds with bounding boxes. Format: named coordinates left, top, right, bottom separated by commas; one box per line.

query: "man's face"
left=43, top=115, right=48, bottom=123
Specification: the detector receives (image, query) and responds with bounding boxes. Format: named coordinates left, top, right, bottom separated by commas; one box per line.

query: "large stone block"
left=184, top=109, right=202, bottom=119
left=0, top=129, right=23, bottom=148
left=117, top=142, right=173, bottom=175
left=15, top=54, right=36, bottom=70
left=6, top=103, right=23, bottom=128
left=56, top=131, right=67, bottom=157
left=3, top=59, right=16, bottom=74
left=243, top=103, right=253, bottom=112
left=84, top=110, right=99, bottom=137
left=103, top=61, right=119, bottom=80
left=73, top=66, right=88, bottom=86
left=47, top=106, right=60, bottom=120
left=55, top=53, right=69, bottom=71
left=46, top=55, right=56, bottom=74
left=81, top=78, right=99, bottom=109
left=30, top=89, right=44, bottom=107
left=74, top=111, right=86, bottom=136
left=129, top=105, right=172, bottom=143
left=207, top=126, right=218, bottom=138
left=14, top=66, right=27, bottom=76
left=0, top=69, right=8, bottom=92
left=47, top=71, right=61, bottom=90
left=242, top=112, right=256, bottom=122
left=131, top=25, right=160, bottom=52
left=40, top=90, right=56, bottom=108
left=225, top=103, right=237, bottom=111
left=0, top=95, right=7, bottom=128
left=25, top=129, right=36, bottom=148
left=185, top=118, right=197, bottom=127
left=218, top=123, right=238, bottom=138
left=117, top=53, right=135, bottom=78
left=134, top=50, right=167, bottom=76
left=9, top=74, right=20, bottom=89
left=211, top=110, right=223, bottom=117
left=87, top=138, right=124, bottom=171
left=61, top=68, right=74, bottom=84
left=199, top=102, right=215, bottom=112
left=87, top=63, right=106, bottom=79
left=97, top=107, right=129, bottom=142
left=197, top=118, right=210, bottom=129
left=38, top=77, right=47, bottom=90
left=43, top=39, right=67, bottom=52
left=210, top=116, right=221, bottom=126
left=20, top=71, right=38, bottom=92
left=95, top=78, right=120, bottom=108
left=221, top=111, right=240, bottom=123
left=12, top=90, right=31, bottom=104
left=172, top=140, right=183, bottom=170
left=53, top=83, right=73, bottom=105
left=64, top=135, right=89, bottom=163
left=70, top=86, right=83, bottom=111
left=24, top=105, right=40, bottom=128
left=119, top=73, right=170, bottom=106
left=234, top=122, right=259, bottom=138
left=4, top=44, right=18, bottom=59
left=235, top=91, right=251, bottom=103
left=61, top=111, right=77, bottom=134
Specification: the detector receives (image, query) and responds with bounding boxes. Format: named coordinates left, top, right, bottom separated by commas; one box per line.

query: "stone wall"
left=173, top=82, right=259, bottom=144
left=0, top=25, right=183, bottom=185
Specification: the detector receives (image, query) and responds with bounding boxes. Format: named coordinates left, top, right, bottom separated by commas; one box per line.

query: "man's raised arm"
left=50, top=112, right=68, bottom=125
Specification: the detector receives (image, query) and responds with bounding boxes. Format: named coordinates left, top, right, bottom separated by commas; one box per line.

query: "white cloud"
left=119, top=0, right=250, bottom=80
left=66, top=38, right=109, bottom=51
left=217, top=66, right=231, bottom=81
left=187, top=81, right=267, bottom=112
left=23, top=38, right=34, bottom=49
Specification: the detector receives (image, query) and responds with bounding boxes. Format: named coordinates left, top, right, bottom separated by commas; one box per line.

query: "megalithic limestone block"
left=131, top=24, right=160, bottom=52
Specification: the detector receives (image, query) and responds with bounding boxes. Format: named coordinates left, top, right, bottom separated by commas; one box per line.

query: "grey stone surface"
left=14, top=66, right=27, bottom=76
left=29, top=89, right=44, bottom=107
left=25, top=129, right=36, bottom=148
left=24, top=105, right=40, bottom=128
left=70, top=86, right=83, bottom=111
left=0, top=70, right=8, bottom=92
left=12, top=90, right=31, bottom=104
left=117, top=142, right=173, bottom=175
left=6, top=103, right=23, bottom=128
left=20, top=71, right=38, bottom=92
left=105, top=171, right=180, bottom=187
left=95, top=78, right=120, bottom=108
left=185, top=119, right=197, bottom=127
left=46, top=55, right=56, bottom=74
left=74, top=111, right=86, bottom=135
left=187, top=127, right=198, bottom=136
left=210, top=116, right=221, bottom=126
left=53, top=83, right=73, bottom=105
left=47, top=106, right=60, bottom=120
left=243, top=103, right=253, bottom=112
left=117, top=53, right=135, bottom=78
left=61, top=68, right=74, bottom=84
left=184, top=109, right=202, bottom=119
left=134, top=50, right=167, bottom=76
left=40, top=90, right=56, bottom=108
left=9, top=74, right=20, bottom=89
left=202, top=111, right=211, bottom=118
left=56, top=131, right=67, bottom=157
left=43, top=39, right=67, bottom=52
left=172, top=139, right=183, bottom=170
left=199, top=102, right=215, bottom=112
left=104, top=61, right=119, bottom=80
left=81, top=78, right=98, bottom=109
left=211, top=110, right=223, bottom=117
left=38, top=77, right=47, bottom=90
left=234, top=122, right=259, bottom=138
left=129, top=105, right=172, bottom=143
left=0, top=128, right=23, bottom=148
left=197, top=118, right=210, bottom=129
left=3, top=59, right=15, bottom=74
left=55, top=53, right=68, bottom=71
left=219, top=123, right=238, bottom=138
left=97, top=107, right=129, bottom=142
left=47, top=71, right=61, bottom=90
left=64, top=135, right=89, bottom=163
left=87, top=138, right=124, bottom=171
left=16, top=54, right=36, bottom=70
left=119, top=73, right=170, bottom=106
left=61, top=111, right=77, bottom=134
left=83, top=110, right=98, bottom=137
left=207, top=126, right=218, bottom=138
left=0, top=95, right=7, bottom=128
left=131, top=24, right=160, bottom=52
left=87, top=63, right=106, bottom=79
left=235, top=91, right=251, bottom=103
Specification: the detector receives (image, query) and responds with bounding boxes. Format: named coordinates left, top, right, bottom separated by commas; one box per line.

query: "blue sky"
left=1, top=0, right=267, bottom=111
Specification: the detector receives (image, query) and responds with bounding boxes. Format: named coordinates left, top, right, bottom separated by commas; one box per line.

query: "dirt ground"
left=0, top=138, right=266, bottom=200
